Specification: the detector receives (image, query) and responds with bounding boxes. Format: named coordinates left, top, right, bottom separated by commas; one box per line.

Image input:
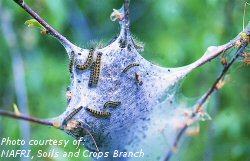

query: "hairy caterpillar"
left=93, top=52, right=103, bottom=85
left=88, top=62, right=95, bottom=87
left=122, top=63, right=139, bottom=73
left=104, top=101, right=121, bottom=108
left=69, top=51, right=75, bottom=73
left=76, top=48, right=94, bottom=70
left=62, top=106, right=83, bottom=125
left=85, top=107, right=111, bottom=117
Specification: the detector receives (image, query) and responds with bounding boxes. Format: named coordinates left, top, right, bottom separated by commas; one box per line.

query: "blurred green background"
left=0, top=0, right=250, bottom=161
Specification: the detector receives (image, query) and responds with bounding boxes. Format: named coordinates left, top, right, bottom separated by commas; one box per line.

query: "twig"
left=82, top=126, right=100, bottom=152
left=12, top=0, right=74, bottom=49
left=195, top=43, right=248, bottom=112
left=163, top=42, right=249, bottom=161
left=123, top=0, right=130, bottom=40
left=0, top=110, right=53, bottom=126
left=123, top=0, right=130, bottom=28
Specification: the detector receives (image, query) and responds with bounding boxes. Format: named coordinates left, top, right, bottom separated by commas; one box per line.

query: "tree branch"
left=123, top=0, right=130, bottom=29
left=12, top=0, right=75, bottom=49
left=0, top=110, right=53, bottom=126
left=163, top=42, right=249, bottom=161
left=195, top=43, right=248, bottom=112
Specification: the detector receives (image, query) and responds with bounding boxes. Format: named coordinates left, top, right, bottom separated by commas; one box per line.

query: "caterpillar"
left=85, top=107, right=111, bottom=117
left=93, top=52, right=103, bottom=85
left=88, top=62, right=96, bottom=87
left=122, top=63, right=139, bottom=73
left=62, top=106, right=83, bottom=125
left=76, top=48, right=94, bottom=70
left=104, top=101, right=121, bottom=108
left=135, top=72, right=143, bottom=86
left=69, top=51, right=75, bottom=73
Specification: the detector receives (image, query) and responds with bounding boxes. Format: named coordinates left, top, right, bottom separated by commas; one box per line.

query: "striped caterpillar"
left=76, top=48, right=94, bottom=70
left=62, top=106, right=83, bottom=125
left=88, top=52, right=103, bottom=87
left=85, top=107, right=111, bottom=117
left=88, top=62, right=95, bottom=87
left=122, top=63, right=139, bottom=73
left=93, top=52, right=103, bottom=85
left=69, top=51, right=75, bottom=73
left=104, top=101, right=121, bottom=108
left=88, top=52, right=102, bottom=87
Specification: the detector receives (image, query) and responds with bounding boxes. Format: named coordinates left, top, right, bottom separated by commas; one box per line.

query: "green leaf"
left=24, top=19, right=47, bottom=34
left=13, top=103, right=20, bottom=115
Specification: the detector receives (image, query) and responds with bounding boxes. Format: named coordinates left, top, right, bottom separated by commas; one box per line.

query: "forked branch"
left=163, top=42, right=249, bottom=161
left=12, top=0, right=74, bottom=49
